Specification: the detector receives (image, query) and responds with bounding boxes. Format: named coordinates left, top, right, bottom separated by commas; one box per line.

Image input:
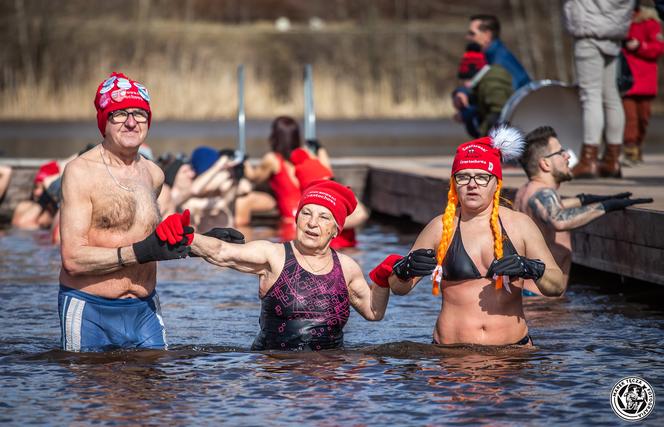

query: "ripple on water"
left=0, top=223, right=663, bottom=425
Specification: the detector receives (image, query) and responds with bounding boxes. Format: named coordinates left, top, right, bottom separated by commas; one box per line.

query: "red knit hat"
left=296, top=180, right=357, bottom=231
left=451, top=126, right=525, bottom=180
left=457, top=51, right=487, bottom=79
left=94, top=72, right=152, bottom=136
left=34, top=161, right=60, bottom=185
left=290, top=148, right=333, bottom=189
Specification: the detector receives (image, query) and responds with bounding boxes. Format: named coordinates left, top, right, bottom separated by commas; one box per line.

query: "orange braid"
left=432, top=183, right=457, bottom=295
left=490, top=179, right=503, bottom=289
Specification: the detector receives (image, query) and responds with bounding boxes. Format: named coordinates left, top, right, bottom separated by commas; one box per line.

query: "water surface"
left=1, top=223, right=663, bottom=426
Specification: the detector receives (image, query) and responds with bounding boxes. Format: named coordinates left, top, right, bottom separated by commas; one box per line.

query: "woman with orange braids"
left=369, top=126, right=564, bottom=347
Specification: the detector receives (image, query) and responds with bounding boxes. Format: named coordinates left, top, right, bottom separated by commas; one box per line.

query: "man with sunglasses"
left=515, top=126, right=652, bottom=293
left=57, top=72, right=195, bottom=351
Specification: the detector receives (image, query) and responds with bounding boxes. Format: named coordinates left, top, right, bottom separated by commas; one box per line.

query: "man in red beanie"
left=190, top=179, right=391, bottom=351
left=57, top=72, right=198, bottom=352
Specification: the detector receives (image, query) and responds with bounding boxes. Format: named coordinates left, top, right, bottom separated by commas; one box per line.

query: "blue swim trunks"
left=58, top=285, right=167, bottom=352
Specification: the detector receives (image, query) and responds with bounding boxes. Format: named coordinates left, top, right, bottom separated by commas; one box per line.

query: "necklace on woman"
left=297, top=246, right=332, bottom=273
left=100, top=146, right=135, bottom=192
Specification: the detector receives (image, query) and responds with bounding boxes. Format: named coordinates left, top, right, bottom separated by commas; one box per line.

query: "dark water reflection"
left=1, top=223, right=663, bottom=426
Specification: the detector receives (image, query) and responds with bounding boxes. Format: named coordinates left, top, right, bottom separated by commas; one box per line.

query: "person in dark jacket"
left=452, top=43, right=513, bottom=137
left=622, top=2, right=664, bottom=163
left=466, top=14, right=531, bottom=90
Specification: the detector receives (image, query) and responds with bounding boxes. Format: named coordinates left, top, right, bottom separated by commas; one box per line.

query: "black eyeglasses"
left=543, top=148, right=567, bottom=159
left=454, top=173, right=493, bottom=187
left=108, top=109, right=149, bottom=124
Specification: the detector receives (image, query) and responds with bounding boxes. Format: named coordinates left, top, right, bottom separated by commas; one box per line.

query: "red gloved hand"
left=369, top=254, right=403, bottom=288
left=156, top=209, right=194, bottom=245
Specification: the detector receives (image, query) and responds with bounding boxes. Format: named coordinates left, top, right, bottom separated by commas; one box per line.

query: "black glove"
left=601, top=197, right=653, bottom=213
left=132, top=228, right=193, bottom=264
left=577, top=192, right=631, bottom=206
left=486, top=254, right=545, bottom=281
left=202, top=227, right=245, bottom=244
left=392, top=249, right=437, bottom=281
left=190, top=227, right=245, bottom=257
left=305, top=139, right=322, bottom=154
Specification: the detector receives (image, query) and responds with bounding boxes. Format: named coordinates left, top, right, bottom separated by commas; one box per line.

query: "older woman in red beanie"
left=191, top=180, right=390, bottom=351
left=370, top=126, right=564, bottom=347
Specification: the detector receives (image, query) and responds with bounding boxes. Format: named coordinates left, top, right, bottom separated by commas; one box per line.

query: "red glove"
left=156, top=209, right=194, bottom=245
left=369, top=254, right=403, bottom=288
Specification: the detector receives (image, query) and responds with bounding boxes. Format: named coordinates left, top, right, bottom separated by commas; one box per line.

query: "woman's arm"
left=341, top=254, right=389, bottom=321
left=520, top=214, right=565, bottom=296
left=388, top=215, right=442, bottom=295
left=191, top=234, right=276, bottom=276
left=243, top=153, right=278, bottom=184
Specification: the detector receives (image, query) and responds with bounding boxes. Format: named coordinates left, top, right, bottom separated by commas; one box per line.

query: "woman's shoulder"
left=499, top=206, right=537, bottom=234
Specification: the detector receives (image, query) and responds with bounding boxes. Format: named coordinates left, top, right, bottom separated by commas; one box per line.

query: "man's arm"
left=527, top=188, right=604, bottom=231
left=191, top=235, right=275, bottom=276
left=341, top=254, right=389, bottom=321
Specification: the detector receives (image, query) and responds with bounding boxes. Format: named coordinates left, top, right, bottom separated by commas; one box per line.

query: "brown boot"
left=622, top=145, right=639, bottom=167
left=599, top=144, right=622, bottom=178
left=572, top=144, right=599, bottom=179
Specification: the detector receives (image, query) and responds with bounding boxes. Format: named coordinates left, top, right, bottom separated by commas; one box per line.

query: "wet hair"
left=269, top=116, right=302, bottom=160
left=432, top=178, right=505, bottom=295
left=520, top=126, right=558, bottom=178
left=470, top=14, right=500, bottom=39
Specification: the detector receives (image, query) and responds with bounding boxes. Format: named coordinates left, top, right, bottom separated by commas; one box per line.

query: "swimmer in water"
left=371, top=126, right=564, bottom=347
left=57, top=72, right=197, bottom=352
left=191, top=180, right=390, bottom=351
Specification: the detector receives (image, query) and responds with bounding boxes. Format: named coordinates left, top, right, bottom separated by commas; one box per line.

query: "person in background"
left=515, top=126, right=652, bottom=294
left=11, top=160, right=60, bottom=230
left=0, top=165, right=11, bottom=203
left=466, top=14, right=531, bottom=90
left=452, top=43, right=513, bottom=137
left=563, top=0, right=634, bottom=178
left=621, top=0, right=664, bottom=164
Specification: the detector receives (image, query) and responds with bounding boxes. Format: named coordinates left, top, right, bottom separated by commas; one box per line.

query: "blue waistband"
left=59, top=285, right=157, bottom=307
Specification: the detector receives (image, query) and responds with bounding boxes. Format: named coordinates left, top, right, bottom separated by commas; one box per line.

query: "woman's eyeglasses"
left=108, top=109, right=149, bottom=124
left=454, top=173, right=493, bottom=187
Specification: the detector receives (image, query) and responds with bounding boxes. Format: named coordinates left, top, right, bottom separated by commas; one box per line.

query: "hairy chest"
left=91, top=184, right=159, bottom=233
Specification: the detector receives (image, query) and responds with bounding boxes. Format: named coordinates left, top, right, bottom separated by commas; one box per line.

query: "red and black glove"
left=156, top=209, right=194, bottom=245
left=133, top=210, right=194, bottom=264
left=369, top=254, right=403, bottom=288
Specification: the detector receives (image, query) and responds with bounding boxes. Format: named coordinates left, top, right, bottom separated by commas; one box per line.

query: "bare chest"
left=91, top=182, right=159, bottom=234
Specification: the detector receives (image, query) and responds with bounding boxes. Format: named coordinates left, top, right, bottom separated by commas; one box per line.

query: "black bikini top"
left=441, top=217, right=518, bottom=281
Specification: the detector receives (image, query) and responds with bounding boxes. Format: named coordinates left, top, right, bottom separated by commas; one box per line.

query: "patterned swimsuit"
left=252, top=242, right=350, bottom=351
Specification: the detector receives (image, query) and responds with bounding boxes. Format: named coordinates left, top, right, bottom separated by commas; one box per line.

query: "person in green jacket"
left=452, top=43, right=513, bottom=137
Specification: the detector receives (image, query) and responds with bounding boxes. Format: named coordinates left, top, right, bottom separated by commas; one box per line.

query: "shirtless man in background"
left=515, top=126, right=652, bottom=293
left=58, top=72, right=193, bottom=352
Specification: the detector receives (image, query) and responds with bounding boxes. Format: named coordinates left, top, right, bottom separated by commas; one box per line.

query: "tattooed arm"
left=527, top=189, right=604, bottom=231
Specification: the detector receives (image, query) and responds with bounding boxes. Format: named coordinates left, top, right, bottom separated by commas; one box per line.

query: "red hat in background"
left=94, top=72, right=152, bottom=136
left=451, top=126, right=525, bottom=180
left=34, top=161, right=60, bottom=185
left=457, top=43, right=487, bottom=79
left=290, top=148, right=333, bottom=189
left=296, top=180, right=357, bottom=231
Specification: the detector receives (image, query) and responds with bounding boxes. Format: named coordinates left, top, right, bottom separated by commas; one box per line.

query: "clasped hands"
left=133, top=209, right=245, bottom=264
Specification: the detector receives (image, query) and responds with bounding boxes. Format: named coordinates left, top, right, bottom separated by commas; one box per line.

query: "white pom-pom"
left=489, top=125, right=525, bottom=162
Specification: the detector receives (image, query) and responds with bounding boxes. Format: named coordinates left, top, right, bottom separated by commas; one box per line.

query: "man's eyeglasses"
left=543, top=148, right=567, bottom=159
left=108, top=109, right=149, bottom=124
left=454, top=173, right=493, bottom=187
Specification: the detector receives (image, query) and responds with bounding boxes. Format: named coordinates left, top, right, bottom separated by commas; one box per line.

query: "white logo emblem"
left=116, top=78, right=132, bottom=89
left=488, top=162, right=494, bottom=171
left=610, top=377, right=655, bottom=421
